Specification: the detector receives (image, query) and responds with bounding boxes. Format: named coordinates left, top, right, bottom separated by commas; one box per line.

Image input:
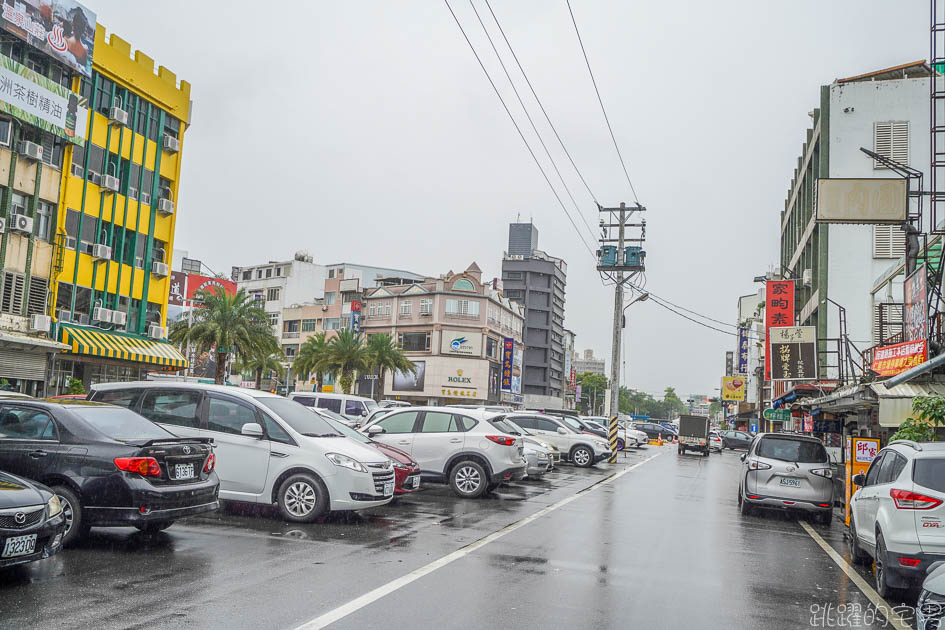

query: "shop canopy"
left=58, top=324, right=187, bottom=369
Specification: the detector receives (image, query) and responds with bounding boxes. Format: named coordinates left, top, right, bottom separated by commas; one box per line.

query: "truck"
left=677, top=415, right=710, bottom=457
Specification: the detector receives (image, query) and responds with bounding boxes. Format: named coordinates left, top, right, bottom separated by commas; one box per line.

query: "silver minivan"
left=738, top=433, right=834, bottom=525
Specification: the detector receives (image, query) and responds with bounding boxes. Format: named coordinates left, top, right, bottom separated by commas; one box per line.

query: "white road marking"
left=798, top=521, right=911, bottom=630
left=293, top=452, right=663, bottom=630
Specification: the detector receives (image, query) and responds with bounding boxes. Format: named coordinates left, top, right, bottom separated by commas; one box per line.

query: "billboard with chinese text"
left=816, top=178, right=907, bottom=223
left=770, top=326, right=817, bottom=381
left=904, top=264, right=928, bottom=342
left=0, top=53, right=85, bottom=145
left=721, top=376, right=746, bottom=401
left=501, top=337, right=513, bottom=391
left=1, top=0, right=96, bottom=78
left=168, top=272, right=237, bottom=306
left=870, top=339, right=927, bottom=377
left=764, top=280, right=795, bottom=379
left=737, top=326, right=749, bottom=374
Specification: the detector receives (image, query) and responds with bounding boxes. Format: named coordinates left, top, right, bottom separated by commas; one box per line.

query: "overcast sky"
left=93, top=0, right=925, bottom=398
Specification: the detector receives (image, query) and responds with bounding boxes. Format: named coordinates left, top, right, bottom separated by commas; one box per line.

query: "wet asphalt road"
left=0, top=446, right=920, bottom=629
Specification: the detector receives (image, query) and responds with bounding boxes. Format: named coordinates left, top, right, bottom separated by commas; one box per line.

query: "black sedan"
left=0, top=470, right=66, bottom=568
left=0, top=399, right=220, bottom=545
left=633, top=422, right=678, bottom=441
left=719, top=430, right=753, bottom=450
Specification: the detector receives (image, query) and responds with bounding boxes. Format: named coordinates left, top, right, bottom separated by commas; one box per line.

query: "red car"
left=311, top=407, right=421, bottom=494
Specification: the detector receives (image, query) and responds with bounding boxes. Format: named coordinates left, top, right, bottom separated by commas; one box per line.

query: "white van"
left=289, top=392, right=378, bottom=425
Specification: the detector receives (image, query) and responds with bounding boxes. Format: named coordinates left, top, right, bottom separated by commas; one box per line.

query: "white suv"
left=360, top=407, right=526, bottom=498
left=89, top=382, right=394, bottom=523
left=289, top=392, right=378, bottom=425
left=500, top=413, right=610, bottom=467
left=849, top=440, right=945, bottom=597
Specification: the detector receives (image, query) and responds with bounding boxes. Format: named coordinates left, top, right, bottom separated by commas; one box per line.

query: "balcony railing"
left=283, top=331, right=300, bottom=339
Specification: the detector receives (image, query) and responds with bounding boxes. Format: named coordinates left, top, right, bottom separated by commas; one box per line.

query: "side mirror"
left=852, top=473, right=866, bottom=487
left=241, top=422, right=264, bottom=439
left=361, top=410, right=368, bottom=417
left=557, top=427, right=568, bottom=435
left=739, top=453, right=747, bottom=462
left=367, top=425, right=384, bottom=435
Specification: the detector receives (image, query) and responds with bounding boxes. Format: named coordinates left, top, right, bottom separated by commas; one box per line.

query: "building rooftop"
left=835, top=60, right=932, bottom=84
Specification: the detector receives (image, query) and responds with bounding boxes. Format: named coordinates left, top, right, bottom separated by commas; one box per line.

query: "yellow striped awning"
left=59, top=325, right=187, bottom=369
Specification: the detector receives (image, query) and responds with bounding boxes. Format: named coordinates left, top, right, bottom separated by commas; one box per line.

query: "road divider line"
left=798, top=521, right=911, bottom=630
left=293, top=452, right=662, bottom=630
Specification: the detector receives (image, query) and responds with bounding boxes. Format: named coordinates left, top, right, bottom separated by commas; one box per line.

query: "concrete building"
left=362, top=263, right=525, bottom=406
left=573, top=348, right=606, bottom=376
left=502, top=224, right=568, bottom=408
left=508, top=221, right=539, bottom=257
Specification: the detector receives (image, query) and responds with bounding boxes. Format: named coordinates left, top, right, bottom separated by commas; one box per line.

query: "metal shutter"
left=874, top=121, right=909, bottom=168
left=27, top=276, right=47, bottom=316
left=0, top=349, right=46, bottom=380
left=873, top=225, right=906, bottom=258
left=1, top=271, right=24, bottom=314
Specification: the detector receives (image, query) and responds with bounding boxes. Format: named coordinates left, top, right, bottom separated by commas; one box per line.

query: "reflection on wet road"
left=0, top=447, right=920, bottom=629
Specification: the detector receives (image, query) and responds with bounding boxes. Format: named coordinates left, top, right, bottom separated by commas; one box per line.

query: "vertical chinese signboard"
left=904, top=263, right=928, bottom=342
left=769, top=325, right=818, bottom=381
left=501, top=337, right=514, bottom=391
left=764, top=280, right=795, bottom=379
left=737, top=326, right=749, bottom=375
left=725, top=351, right=733, bottom=376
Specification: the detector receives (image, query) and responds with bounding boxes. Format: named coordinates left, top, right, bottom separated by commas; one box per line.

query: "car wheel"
left=738, top=491, right=753, bottom=516
left=616, top=438, right=625, bottom=451
left=52, top=485, right=88, bottom=547
left=874, top=533, right=898, bottom=599
left=848, top=515, right=870, bottom=565
left=571, top=446, right=593, bottom=468
left=135, top=521, right=174, bottom=534
left=450, top=460, right=488, bottom=498
left=277, top=473, right=329, bottom=523
left=816, top=509, right=833, bottom=526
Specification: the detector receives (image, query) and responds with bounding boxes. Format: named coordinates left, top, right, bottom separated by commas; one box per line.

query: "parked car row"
left=1, top=385, right=620, bottom=572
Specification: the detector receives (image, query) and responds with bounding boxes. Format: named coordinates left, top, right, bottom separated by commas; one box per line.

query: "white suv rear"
left=360, top=407, right=525, bottom=498
left=849, top=440, right=945, bottom=597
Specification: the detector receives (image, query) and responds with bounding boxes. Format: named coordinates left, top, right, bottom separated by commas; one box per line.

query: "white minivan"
left=289, top=392, right=378, bottom=426
left=89, top=382, right=394, bottom=523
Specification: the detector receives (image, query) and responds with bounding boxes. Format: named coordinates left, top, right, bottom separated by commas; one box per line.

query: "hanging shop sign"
left=725, top=351, right=734, bottom=377
left=169, top=272, right=237, bottom=306
left=501, top=337, right=514, bottom=391
left=0, top=53, right=86, bottom=145
left=737, top=326, right=749, bottom=375
left=721, top=376, right=746, bottom=401
left=816, top=178, right=907, bottom=224
left=769, top=325, right=817, bottom=381
left=0, top=0, right=96, bottom=78
left=904, top=264, right=928, bottom=342
left=870, top=338, right=927, bottom=378
left=763, top=408, right=791, bottom=421
left=350, top=311, right=361, bottom=333
left=764, top=280, right=795, bottom=379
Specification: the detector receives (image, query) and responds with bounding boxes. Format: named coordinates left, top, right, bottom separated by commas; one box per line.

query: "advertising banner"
left=0, top=0, right=96, bottom=78
left=725, top=351, right=733, bottom=377
left=721, top=376, right=746, bottom=401
left=816, top=178, right=908, bottom=224
left=170, top=272, right=238, bottom=307
left=350, top=300, right=362, bottom=313
left=350, top=311, right=361, bottom=333
left=870, top=339, right=927, bottom=377
left=737, top=326, right=749, bottom=375
left=904, top=264, right=928, bottom=342
left=803, top=413, right=813, bottom=433
left=168, top=271, right=186, bottom=306
left=393, top=360, right=425, bottom=392
left=0, top=53, right=86, bottom=145
left=501, top=337, right=513, bottom=391
left=764, top=281, right=795, bottom=378
left=769, top=325, right=817, bottom=381
left=441, top=330, right=482, bottom=356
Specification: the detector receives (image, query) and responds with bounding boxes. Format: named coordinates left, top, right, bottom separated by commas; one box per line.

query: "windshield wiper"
left=302, top=432, right=343, bottom=438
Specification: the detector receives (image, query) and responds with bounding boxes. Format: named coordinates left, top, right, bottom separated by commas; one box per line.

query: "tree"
left=237, top=347, right=286, bottom=390
left=292, top=332, right=332, bottom=391
left=365, top=333, right=415, bottom=402
left=326, top=329, right=369, bottom=394
left=577, top=372, right=608, bottom=414
left=169, top=288, right=278, bottom=384
left=890, top=395, right=945, bottom=442
left=65, top=377, right=85, bottom=395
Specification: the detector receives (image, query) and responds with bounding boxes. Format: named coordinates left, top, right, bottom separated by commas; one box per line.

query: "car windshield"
left=502, top=419, right=531, bottom=436
left=560, top=416, right=585, bottom=432
left=69, top=406, right=174, bottom=441
left=914, top=459, right=945, bottom=492
left=258, top=397, right=343, bottom=437
left=364, top=399, right=378, bottom=412
left=317, top=412, right=371, bottom=444
left=756, top=437, right=828, bottom=463
left=315, top=406, right=354, bottom=425
left=488, top=418, right=519, bottom=435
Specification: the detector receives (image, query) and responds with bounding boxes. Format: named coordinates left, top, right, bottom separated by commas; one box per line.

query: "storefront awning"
left=59, top=324, right=187, bottom=369
left=870, top=381, right=945, bottom=427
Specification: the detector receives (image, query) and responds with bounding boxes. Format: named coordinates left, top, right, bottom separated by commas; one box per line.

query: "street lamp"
left=621, top=291, right=649, bottom=387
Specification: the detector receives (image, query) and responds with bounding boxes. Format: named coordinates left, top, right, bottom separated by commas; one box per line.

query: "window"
left=93, top=389, right=141, bottom=408
left=865, top=452, right=887, bottom=486
left=10, top=192, right=27, bottom=215
left=755, top=437, right=827, bottom=463
left=504, top=271, right=522, bottom=280
left=27, top=276, right=47, bottom=316
left=873, top=225, right=906, bottom=259
left=207, top=396, right=258, bottom=435
left=164, top=115, right=180, bottom=139
left=324, top=318, right=341, bottom=330
left=420, top=412, right=459, bottom=432
left=139, top=390, right=202, bottom=429
left=283, top=344, right=299, bottom=359
left=0, top=407, right=56, bottom=440
left=293, top=395, right=316, bottom=407
left=242, top=270, right=251, bottom=281
left=267, top=287, right=280, bottom=301
left=452, top=278, right=475, bottom=292
left=400, top=301, right=412, bottom=316
left=874, top=121, right=909, bottom=168
left=325, top=291, right=336, bottom=305
left=420, top=298, right=432, bottom=315
left=872, top=302, right=903, bottom=344
left=536, top=418, right=562, bottom=432
left=328, top=269, right=335, bottom=279
left=256, top=269, right=263, bottom=279
left=398, top=331, right=430, bottom=352
left=283, top=320, right=300, bottom=333
left=914, top=459, right=945, bottom=493
left=0, top=118, right=10, bottom=147
left=344, top=400, right=365, bottom=416
left=301, top=319, right=318, bottom=332
left=316, top=397, right=342, bottom=413
left=487, top=304, right=500, bottom=323
left=1, top=271, right=25, bottom=314
left=377, top=411, right=420, bottom=434
left=265, top=268, right=272, bottom=278
left=486, top=337, right=498, bottom=359
left=276, top=267, right=282, bottom=277
left=445, top=299, right=480, bottom=316
left=876, top=451, right=907, bottom=485
left=35, top=200, right=53, bottom=241
left=368, top=303, right=377, bottom=317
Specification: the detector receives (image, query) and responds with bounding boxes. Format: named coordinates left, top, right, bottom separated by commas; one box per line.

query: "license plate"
left=173, top=463, right=195, bottom=480
left=384, top=482, right=394, bottom=496
left=779, top=477, right=801, bottom=488
left=2, top=534, right=36, bottom=558
left=410, top=476, right=420, bottom=489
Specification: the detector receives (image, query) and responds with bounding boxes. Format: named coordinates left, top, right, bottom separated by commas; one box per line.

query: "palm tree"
left=365, top=333, right=415, bottom=402
left=292, top=332, right=332, bottom=391
left=326, top=329, right=368, bottom=394
left=169, top=288, right=278, bottom=384
left=236, top=347, right=287, bottom=390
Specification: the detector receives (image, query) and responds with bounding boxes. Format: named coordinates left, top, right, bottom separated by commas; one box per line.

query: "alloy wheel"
left=59, top=494, right=74, bottom=536
left=455, top=466, right=482, bottom=494
left=284, top=481, right=317, bottom=517
left=573, top=448, right=591, bottom=466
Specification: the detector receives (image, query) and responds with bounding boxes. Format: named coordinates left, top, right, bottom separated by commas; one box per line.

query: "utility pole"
left=598, top=202, right=646, bottom=463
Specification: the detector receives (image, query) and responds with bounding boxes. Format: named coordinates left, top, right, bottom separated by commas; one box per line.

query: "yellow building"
left=0, top=11, right=188, bottom=396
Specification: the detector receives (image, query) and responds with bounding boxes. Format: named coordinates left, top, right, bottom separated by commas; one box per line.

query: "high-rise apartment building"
left=507, top=221, right=539, bottom=257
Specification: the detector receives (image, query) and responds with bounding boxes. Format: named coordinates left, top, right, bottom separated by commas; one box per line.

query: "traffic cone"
left=658, top=434, right=663, bottom=446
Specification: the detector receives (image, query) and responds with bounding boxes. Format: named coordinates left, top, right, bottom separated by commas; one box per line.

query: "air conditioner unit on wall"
left=57, top=308, right=72, bottom=323
left=140, top=192, right=151, bottom=205
left=91, top=243, right=111, bottom=260
left=101, top=174, right=120, bottom=192
left=111, top=311, right=127, bottom=327
left=9, top=214, right=32, bottom=233
left=802, top=268, right=812, bottom=287
left=151, top=261, right=169, bottom=277
left=157, top=198, right=174, bottom=215
left=162, top=135, right=180, bottom=153
left=148, top=324, right=166, bottom=340
left=29, top=314, right=50, bottom=332
left=108, top=106, right=128, bottom=126
left=18, top=141, right=42, bottom=161
left=92, top=306, right=113, bottom=323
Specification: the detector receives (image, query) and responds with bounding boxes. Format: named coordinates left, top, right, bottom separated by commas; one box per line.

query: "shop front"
left=0, top=330, right=69, bottom=397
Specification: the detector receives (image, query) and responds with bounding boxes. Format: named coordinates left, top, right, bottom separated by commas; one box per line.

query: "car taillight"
left=748, top=460, right=772, bottom=471
left=811, top=468, right=833, bottom=479
left=890, top=489, right=943, bottom=510
left=486, top=435, right=516, bottom=446
left=203, top=453, right=216, bottom=473
left=114, top=457, right=161, bottom=477
left=898, top=557, right=922, bottom=567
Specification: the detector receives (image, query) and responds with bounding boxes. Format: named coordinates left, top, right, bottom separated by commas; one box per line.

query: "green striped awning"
left=59, top=324, right=187, bottom=369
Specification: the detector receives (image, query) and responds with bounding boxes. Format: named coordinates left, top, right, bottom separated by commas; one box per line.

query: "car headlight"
left=326, top=453, right=368, bottom=473
left=918, top=588, right=945, bottom=619
left=537, top=452, right=548, bottom=460
left=46, top=495, right=62, bottom=518
left=391, top=460, right=409, bottom=470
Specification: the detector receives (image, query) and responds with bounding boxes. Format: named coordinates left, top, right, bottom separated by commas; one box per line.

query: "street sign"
left=749, top=423, right=758, bottom=433
left=763, top=408, right=791, bottom=421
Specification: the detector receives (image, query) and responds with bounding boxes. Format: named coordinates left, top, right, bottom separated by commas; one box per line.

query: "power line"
left=647, top=293, right=739, bottom=329
left=444, top=0, right=598, bottom=261
left=645, top=298, right=737, bottom=337
left=566, top=0, right=640, bottom=204
left=466, top=0, right=598, bottom=246
left=483, top=0, right=601, bottom=210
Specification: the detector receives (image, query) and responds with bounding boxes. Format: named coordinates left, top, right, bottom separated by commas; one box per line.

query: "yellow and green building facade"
left=0, top=17, right=188, bottom=396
